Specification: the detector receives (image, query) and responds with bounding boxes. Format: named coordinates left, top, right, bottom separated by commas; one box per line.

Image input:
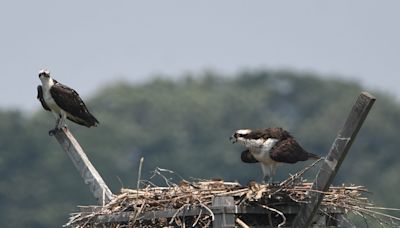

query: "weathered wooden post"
left=293, top=92, right=376, bottom=227
left=53, top=127, right=114, bottom=204
left=212, top=196, right=236, bottom=228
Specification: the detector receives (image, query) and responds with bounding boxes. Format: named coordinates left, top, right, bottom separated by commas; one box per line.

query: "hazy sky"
left=1, top=1, right=399, bottom=110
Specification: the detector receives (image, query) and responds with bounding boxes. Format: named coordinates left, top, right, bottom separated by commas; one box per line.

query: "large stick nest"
left=65, top=161, right=400, bottom=227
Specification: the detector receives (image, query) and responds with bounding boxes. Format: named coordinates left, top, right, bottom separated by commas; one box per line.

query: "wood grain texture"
left=53, top=128, right=114, bottom=204
left=293, top=92, right=376, bottom=228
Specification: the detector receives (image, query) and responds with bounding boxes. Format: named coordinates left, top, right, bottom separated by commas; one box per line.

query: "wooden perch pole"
left=53, top=127, right=114, bottom=204
left=293, top=92, right=376, bottom=228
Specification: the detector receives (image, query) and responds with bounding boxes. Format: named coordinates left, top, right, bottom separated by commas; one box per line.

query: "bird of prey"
left=37, top=69, right=99, bottom=135
left=230, top=127, right=320, bottom=183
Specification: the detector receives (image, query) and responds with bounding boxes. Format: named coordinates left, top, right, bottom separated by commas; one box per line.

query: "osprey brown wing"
left=268, top=127, right=292, bottom=139
left=50, top=83, right=99, bottom=127
left=269, top=138, right=312, bottom=163
left=241, top=149, right=259, bottom=163
left=37, top=85, right=51, bottom=111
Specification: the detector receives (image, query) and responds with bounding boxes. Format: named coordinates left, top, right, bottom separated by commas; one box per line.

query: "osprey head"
left=38, top=69, right=51, bottom=79
left=230, top=129, right=252, bottom=144
left=38, top=69, right=54, bottom=85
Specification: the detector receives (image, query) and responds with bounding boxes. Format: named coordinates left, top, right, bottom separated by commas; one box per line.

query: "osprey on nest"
left=37, top=70, right=99, bottom=135
left=230, top=127, right=320, bottom=183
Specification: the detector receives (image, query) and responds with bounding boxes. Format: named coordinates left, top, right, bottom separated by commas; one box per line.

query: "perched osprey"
left=37, top=70, right=99, bottom=135
left=230, top=127, right=320, bottom=183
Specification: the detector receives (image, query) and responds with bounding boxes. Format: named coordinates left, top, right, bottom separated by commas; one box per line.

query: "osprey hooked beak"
left=229, top=134, right=237, bottom=144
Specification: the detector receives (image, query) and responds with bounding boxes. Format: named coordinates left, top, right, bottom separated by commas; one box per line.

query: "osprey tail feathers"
left=307, top=152, right=320, bottom=160
left=85, top=113, right=99, bottom=127
left=67, top=111, right=99, bottom=128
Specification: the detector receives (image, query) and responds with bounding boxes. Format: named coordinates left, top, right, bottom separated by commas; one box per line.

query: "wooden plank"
left=75, top=203, right=344, bottom=227
left=79, top=204, right=344, bottom=223
left=212, top=196, right=236, bottom=228
left=53, top=127, right=114, bottom=204
left=293, top=92, right=376, bottom=228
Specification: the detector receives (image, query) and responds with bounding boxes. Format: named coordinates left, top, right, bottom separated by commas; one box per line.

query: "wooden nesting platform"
left=65, top=180, right=365, bottom=228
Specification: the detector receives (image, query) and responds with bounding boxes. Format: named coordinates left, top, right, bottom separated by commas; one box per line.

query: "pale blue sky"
left=1, top=1, right=399, bottom=110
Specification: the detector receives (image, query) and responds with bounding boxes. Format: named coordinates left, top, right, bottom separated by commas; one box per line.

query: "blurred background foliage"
left=0, top=70, right=399, bottom=227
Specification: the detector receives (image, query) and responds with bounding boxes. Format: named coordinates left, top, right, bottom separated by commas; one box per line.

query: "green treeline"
left=0, top=70, right=399, bottom=227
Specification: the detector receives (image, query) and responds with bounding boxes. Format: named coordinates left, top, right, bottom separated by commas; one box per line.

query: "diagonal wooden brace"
left=53, top=127, right=114, bottom=205
left=293, top=92, right=376, bottom=228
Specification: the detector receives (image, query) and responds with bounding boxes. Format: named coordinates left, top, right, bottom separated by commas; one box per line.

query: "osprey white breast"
left=250, top=138, right=279, bottom=163
left=39, top=73, right=61, bottom=112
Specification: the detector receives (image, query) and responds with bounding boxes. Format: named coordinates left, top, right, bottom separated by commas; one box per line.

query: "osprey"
left=230, top=127, right=319, bottom=183
left=37, top=70, right=99, bottom=135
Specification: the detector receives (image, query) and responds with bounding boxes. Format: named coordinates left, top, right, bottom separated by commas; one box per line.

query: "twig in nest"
left=150, top=167, right=184, bottom=187
left=102, top=188, right=105, bottom=206
left=280, top=157, right=323, bottom=187
left=366, top=207, right=400, bottom=211
left=199, top=202, right=215, bottom=221
left=130, top=199, right=146, bottom=224
left=137, top=157, right=144, bottom=190
left=236, top=217, right=249, bottom=228
left=267, top=157, right=324, bottom=199
left=259, top=204, right=287, bottom=227
left=169, top=204, right=190, bottom=225
left=356, top=206, right=400, bottom=225
left=192, top=209, right=203, bottom=227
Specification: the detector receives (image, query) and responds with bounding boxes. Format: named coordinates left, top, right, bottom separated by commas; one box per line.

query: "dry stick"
left=151, top=167, right=175, bottom=187
left=267, top=158, right=324, bottom=197
left=137, top=157, right=144, bottom=190
left=365, top=207, right=400, bottom=211
left=259, top=204, right=287, bottom=227
left=130, top=199, right=146, bottom=225
left=318, top=208, right=342, bottom=224
left=280, top=157, right=324, bottom=187
left=199, top=202, right=215, bottom=221
left=235, top=218, right=250, bottom=228
left=353, top=210, right=370, bottom=228
left=169, top=204, right=190, bottom=225
left=133, top=158, right=145, bottom=224
left=102, top=188, right=105, bottom=206
left=192, top=209, right=203, bottom=227
left=356, top=207, right=400, bottom=223
left=348, top=205, right=391, bottom=228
